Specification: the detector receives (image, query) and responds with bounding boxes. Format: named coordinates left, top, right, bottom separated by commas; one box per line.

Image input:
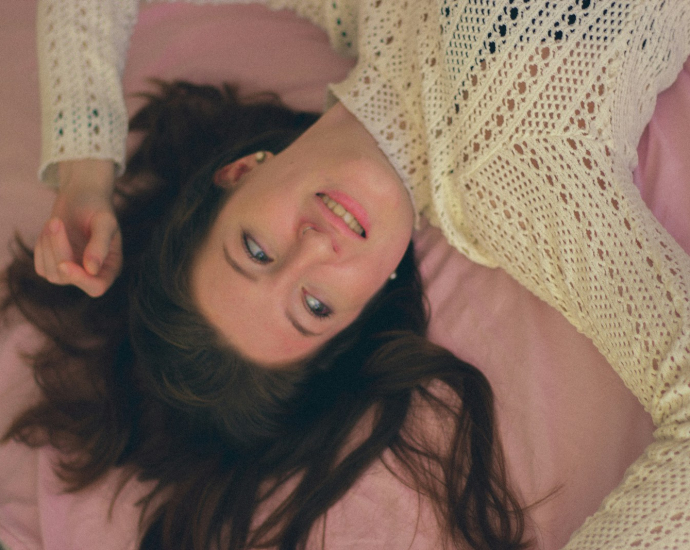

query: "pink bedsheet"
left=1, top=1, right=689, bottom=548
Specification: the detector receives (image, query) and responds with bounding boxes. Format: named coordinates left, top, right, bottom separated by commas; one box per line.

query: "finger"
left=98, top=241, right=123, bottom=289
left=78, top=229, right=123, bottom=297
left=47, top=217, right=76, bottom=268
left=57, top=262, right=109, bottom=298
left=41, top=241, right=61, bottom=283
left=40, top=220, right=64, bottom=283
left=83, top=212, right=119, bottom=276
left=34, top=237, right=47, bottom=278
left=34, top=224, right=50, bottom=277
left=49, top=221, right=122, bottom=297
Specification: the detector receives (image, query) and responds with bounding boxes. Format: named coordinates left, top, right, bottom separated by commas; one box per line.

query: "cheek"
left=371, top=233, right=410, bottom=276
left=341, top=252, right=400, bottom=308
left=244, top=194, right=296, bottom=231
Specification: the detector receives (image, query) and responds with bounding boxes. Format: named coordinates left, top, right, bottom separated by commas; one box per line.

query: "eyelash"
left=304, top=293, right=332, bottom=319
left=242, top=232, right=273, bottom=264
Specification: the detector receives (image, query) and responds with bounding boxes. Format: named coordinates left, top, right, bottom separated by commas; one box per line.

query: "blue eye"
left=305, top=293, right=332, bottom=319
left=242, top=233, right=273, bottom=264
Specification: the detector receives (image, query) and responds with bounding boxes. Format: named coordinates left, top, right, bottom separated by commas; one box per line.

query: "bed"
left=1, top=1, right=689, bottom=548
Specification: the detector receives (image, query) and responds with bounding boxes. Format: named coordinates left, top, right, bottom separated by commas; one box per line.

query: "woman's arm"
left=37, top=0, right=139, bottom=185
left=35, top=0, right=138, bottom=294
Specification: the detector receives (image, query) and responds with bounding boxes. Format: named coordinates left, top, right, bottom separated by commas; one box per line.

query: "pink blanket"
left=1, top=1, right=689, bottom=548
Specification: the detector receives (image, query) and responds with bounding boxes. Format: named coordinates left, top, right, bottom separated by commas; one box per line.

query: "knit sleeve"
left=447, top=9, right=690, bottom=545
left=36, top=0, right=359, bottom=188
left=467, top=134, right=690, bottom=550
left=449, top=10, right=690, bottom=543
left=37, top=0, right=139, bottom=186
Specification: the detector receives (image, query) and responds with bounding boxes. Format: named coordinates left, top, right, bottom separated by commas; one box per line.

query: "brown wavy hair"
left=2, top=81, right=527, bottom=550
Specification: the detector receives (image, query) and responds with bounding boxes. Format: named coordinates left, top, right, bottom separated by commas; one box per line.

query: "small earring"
left=389, top=272, right=397, bottom=280
left=255, top=151, right=267, bottom=163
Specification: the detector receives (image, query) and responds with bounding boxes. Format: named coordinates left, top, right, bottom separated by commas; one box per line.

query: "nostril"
left=300, top=222, right=340, bottom=253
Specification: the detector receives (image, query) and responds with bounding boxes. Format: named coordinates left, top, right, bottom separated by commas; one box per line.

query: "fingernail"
left=49, top=219, right=60, bottom=234
left=85, top=257, right=100, bottom=275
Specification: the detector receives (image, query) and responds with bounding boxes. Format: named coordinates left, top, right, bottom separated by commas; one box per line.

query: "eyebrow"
left=223, top=245, right=320, bottom=338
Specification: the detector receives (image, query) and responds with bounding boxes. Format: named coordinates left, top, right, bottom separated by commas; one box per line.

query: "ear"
left=212, top=151, right=274, bottom=188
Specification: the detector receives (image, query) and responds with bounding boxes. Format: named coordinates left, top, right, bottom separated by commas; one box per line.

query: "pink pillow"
left=1, top=2, right=689, bottom=548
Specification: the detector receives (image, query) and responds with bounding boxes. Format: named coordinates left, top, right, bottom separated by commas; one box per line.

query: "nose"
left=275, top=222, right=337, bottom=277
left=296, top=222, right=338, bottom=260
left=269, top=223, right=335, bottom=291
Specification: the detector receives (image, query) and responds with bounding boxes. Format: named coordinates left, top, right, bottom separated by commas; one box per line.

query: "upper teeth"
left=319, top=194, right=365, bottom=237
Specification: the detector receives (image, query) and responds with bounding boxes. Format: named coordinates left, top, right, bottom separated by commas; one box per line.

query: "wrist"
left=57, top=159, right=115, bottom=198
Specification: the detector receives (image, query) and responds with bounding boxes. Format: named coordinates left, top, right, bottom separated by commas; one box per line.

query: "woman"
left=7, top=80, right=525, bottom=549
left=12, top=0, right=690, bottom=548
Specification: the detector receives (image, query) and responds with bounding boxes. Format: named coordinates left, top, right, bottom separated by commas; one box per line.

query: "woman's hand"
left=34, top=159, right=122, bottom=298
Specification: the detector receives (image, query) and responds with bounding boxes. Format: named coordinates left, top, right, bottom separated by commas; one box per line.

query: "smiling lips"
left=317, top=193, right=366, bottom=237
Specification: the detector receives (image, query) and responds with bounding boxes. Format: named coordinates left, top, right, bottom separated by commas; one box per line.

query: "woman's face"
left=192, top=103, right=415, bottom=367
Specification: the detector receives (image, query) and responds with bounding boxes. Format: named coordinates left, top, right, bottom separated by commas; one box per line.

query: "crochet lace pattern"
left=37, top=0, right=690, bottom=548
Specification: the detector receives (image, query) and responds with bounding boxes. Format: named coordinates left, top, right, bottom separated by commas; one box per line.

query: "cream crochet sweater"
left=37, top=0, right=690, bottom=548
